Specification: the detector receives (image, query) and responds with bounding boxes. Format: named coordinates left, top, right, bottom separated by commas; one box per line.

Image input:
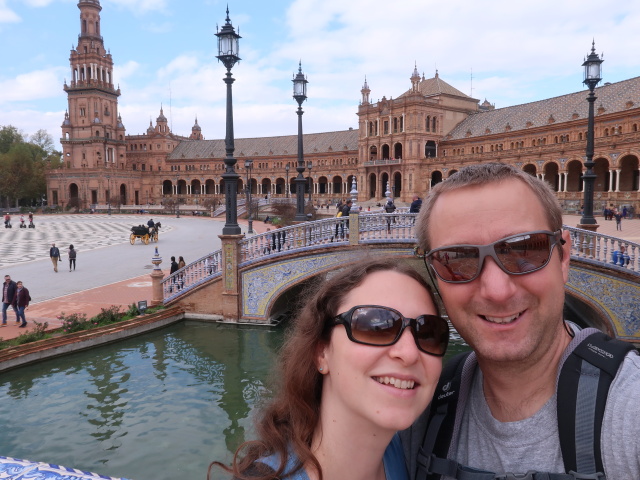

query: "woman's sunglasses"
left=333, top=305, right=449, bottom=357
left=424, top=230, right=565, bottom=284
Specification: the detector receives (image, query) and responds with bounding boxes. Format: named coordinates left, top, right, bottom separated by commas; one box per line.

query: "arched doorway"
left=619, top=155, right=640, bottom=191
left=382, top=144, right=390, bottom=160
left=317, top=176, right=328, bottom=195
left=594, top=158, right=610, bottom=192
left=544, top=162, right=560, bottom=192
left=523, top=164, right=537, bottom=176
left=393, top=172, right=402, bottom=198
left=381, top=172, right=390, bottom=197
left=369, top=146, right=377, bottom=161
left=566, top=160, right=583, bottom=192
left=162, top=180, right=172, bottom=195
left=332, top=176, right=343, bottom=195
left=368, top=173, right=377, bottom=198
left=431, top=171, right=443, bottom=187
left=425, top=141, right=436, bottom=158
left=119, top=184, right=127, bottom=205
left=394, top=143, right=403, bottom=159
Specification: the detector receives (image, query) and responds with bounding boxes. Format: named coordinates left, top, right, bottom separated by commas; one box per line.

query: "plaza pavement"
left=0, top=213, right=637, bottom=341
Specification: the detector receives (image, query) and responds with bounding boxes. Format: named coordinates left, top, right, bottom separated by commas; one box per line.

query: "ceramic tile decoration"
left=0, top=456, right=129, bottom=480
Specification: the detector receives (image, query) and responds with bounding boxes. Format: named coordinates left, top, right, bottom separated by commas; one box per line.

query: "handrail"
left=162, top=218, right=639, bottom=302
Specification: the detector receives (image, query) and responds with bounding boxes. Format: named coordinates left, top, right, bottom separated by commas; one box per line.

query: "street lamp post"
left=285, top=164, right=290, bottom=198
left=175, top=175, right=180, bottom=218
left=293, top=62, right=309, bottom=221
left=307, top=161, right=313, bottom=203
left=245, top=158, right=254, bottom=234
left=579, top=41, right=603, bottom=229
left=216, top=7, right=242, bottom=235
left=106, top=175, right=111, bottom=215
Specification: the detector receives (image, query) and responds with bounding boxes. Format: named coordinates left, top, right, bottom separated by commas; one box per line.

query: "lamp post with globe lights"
left=215, top=7, right=242, bottom=235
left=293, top=62, right=309, bottom=221
left=579, top=41, right=603, bottom=230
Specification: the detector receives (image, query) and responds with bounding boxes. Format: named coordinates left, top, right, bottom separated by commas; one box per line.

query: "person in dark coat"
left=409, top=195, right=423, bottom=213
left=1, top=275, right=18, bottom=326
left=68, top=244, right=77, bottom=271
left=13, top=281, right=30, bottom=328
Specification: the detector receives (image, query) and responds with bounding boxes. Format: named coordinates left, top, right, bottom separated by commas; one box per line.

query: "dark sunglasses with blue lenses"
left=425, top=230, right=565, bottom=284
left=334, top=305, right=449, bottom=357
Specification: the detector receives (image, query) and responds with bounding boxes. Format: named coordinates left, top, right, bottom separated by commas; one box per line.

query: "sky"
left=1, top=0, right=640, bottom=150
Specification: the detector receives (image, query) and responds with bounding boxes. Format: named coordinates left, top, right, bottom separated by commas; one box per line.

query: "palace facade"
left=47, top=0, right=640, bottom=214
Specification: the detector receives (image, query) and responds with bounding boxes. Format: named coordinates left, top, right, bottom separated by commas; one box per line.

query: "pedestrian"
left=384, top=197, right=397, bottom=233
left=409, top=195, right=422, bottom=213
left=68, top=244, right=77, bottom=271
left=169, top=256, right=179, bottom=292
left=623, top=206, right=628, bottom=218
left=335, top=199, right=352, bottom=239
left=13, top=281, right=30, bottom=328
left=177, top=256, right=186, bottom=289
left=404, top=162, right=640, bottom=480
left=1, top=275, right=18, bottom=326
left=49, top=242, right=61, bottom=272
left=614, top=210, right=622, bottom=230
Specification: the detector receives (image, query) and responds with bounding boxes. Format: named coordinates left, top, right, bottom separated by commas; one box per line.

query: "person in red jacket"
left=13, top=281, right=31, bottom=328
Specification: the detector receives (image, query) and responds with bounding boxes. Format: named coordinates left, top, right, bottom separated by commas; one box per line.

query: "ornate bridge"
left=160, top=213, right=640, bottom=343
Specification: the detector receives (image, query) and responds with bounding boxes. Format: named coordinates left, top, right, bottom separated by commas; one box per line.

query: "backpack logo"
left=438, top=381, right=455, bottom=400
left=587, top=343, right=614, bottom=359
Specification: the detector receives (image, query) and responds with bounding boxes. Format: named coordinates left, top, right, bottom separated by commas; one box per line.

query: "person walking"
left=13, top=281, right=30, bottom=328
left=68, top=245, right=77, bottom=271
left=1, top=275, right=18, bottom=327
left=49, top=243, right=61, bottom=272
left=614, top=210, right=623, bottom=230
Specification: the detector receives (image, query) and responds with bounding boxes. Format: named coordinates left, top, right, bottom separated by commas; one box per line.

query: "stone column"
left=563, top=172, right=568, bottom=192
left=615, top=169, right=621, bottom=192
left=219, top=234, right=244, bottom=321
left=609, top=170, right=615, bottom=192
left=150, top=247, right=165, bottom=307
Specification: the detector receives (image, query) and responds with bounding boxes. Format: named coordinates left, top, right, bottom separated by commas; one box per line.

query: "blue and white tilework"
left=0, top=456, right=130, bottom=480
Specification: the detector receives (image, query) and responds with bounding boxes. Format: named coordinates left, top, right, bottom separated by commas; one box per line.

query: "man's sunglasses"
left=334, top=305, right=449, bottom=357
left=424, top=230, right=565, bottom=284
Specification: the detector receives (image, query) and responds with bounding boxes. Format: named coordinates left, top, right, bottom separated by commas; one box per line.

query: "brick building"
left=47, top=0, right=640, bottom=214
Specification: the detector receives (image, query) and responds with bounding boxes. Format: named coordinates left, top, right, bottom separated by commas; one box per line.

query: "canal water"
left=0, top=321, right=469, bottom=480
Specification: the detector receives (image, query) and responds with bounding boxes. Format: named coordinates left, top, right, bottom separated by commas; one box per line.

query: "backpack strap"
left=417, top=351, right=472, bottom=480
left=557, top=331, right=635, bottom=476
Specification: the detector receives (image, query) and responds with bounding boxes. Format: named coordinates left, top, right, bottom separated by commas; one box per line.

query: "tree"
left=0, top=125, right=24, bottom=154
left=29, top=129, right=55, bottom=156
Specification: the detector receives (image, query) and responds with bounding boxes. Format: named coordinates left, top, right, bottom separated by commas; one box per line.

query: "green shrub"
left=60, top=312, right=91, bottom=333
left=92, top=305, right=123, bottom=326
left=13, top=321, right=49, bottom=345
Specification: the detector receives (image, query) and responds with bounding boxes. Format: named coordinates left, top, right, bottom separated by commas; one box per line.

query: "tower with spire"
left=61, top=0, right=125, bottom=174
left=361, top=77, right=371, bottom=105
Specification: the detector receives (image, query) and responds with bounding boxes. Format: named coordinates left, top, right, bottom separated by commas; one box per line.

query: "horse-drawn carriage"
left=130, top=222, right=161, bottom=245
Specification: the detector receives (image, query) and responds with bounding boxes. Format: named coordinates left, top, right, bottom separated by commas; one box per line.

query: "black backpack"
left=416, top=330, right=636, bottom=480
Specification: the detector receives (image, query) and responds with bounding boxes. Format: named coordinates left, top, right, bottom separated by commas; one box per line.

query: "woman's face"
left=318, top=270, right=443, bottom=434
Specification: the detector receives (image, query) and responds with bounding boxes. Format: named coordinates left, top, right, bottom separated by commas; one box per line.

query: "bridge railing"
left=564, top=225, right=639, bottom=274
left=161, top=250, right=223, bottom=301
left=161, top=217, right=639, bottom=303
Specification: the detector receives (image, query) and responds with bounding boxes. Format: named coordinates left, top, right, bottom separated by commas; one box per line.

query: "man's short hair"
left=416, top=163, right=563, bottom=252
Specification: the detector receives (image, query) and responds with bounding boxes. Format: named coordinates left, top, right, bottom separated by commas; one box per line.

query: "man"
left=1, top=275, right=18, bottom=326
left=13, top=280, right=30, bottom=328
left=169, top=256, right=179, bottom=292
left=49, top=242, right=61, bottom=272
left=402, top=163, right=640, bottom=479
left=336, top=199, right=352, bottom=239
left=409, top=195, right=422, bottom=213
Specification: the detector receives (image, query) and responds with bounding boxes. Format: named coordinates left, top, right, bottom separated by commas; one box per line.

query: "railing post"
left=349, top=211, right=360, bottom=246
left=150, top=247, right=165, bottom=307
left=219, top=233, right=244, bottom=321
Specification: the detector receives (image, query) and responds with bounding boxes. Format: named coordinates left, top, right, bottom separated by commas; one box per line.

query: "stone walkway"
left=1, top=214, right=637, bottom=341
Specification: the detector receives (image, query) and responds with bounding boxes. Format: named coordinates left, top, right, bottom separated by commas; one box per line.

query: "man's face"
left=4, top=276, right=9, bottom=284
left=427, top=179, right=571, bottom=365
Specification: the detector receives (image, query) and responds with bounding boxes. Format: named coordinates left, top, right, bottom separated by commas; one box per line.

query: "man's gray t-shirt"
left=402, top=332, right=640, bottom=479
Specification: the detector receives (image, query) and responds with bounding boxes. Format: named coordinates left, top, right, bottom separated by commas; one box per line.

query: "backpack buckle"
left=495, top=472, right=535, bottom=480
left=568, top=472, right=606, bottom=480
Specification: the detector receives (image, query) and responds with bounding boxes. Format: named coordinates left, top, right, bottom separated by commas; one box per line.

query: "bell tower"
left=61, top=0, right=125, bottom=170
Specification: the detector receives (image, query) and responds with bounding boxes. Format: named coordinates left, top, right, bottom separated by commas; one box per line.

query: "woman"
left=13, top=281, right=30, bottom=328
left=68, top=244, right=77, bottom=271
left=211, top=257, right=448, bottom=480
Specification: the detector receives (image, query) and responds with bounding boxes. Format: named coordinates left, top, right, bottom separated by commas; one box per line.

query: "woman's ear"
left=316, top=342, right=329, bottom=374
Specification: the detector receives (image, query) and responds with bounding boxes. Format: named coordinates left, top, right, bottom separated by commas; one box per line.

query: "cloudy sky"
left=1, top=0, right=639, bottom=149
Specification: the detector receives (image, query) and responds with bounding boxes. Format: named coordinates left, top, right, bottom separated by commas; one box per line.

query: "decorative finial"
left=225, top=4, right=231, bottom=24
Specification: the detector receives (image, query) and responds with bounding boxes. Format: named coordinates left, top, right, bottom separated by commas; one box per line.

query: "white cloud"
left=0, top=68, right=65, bottom=104
left=0, top=0, right=20, bottom=23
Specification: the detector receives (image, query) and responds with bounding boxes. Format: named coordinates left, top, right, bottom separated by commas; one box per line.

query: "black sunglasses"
left=424, top=230, right=565, bottom=284
left=334, top=305, right=449, bottom=357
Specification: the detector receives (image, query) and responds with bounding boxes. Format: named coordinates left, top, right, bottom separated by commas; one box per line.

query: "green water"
left=0, top=321, right=468, bottom=480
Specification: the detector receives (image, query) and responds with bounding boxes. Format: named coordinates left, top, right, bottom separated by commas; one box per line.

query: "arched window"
left=432, top=117, right=437, bottom=132
left=426, top=116, right=431, bottom=132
